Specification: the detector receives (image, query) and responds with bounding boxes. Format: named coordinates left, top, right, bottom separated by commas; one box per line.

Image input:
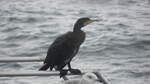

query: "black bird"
left=39, top=17, right=98, bottom=75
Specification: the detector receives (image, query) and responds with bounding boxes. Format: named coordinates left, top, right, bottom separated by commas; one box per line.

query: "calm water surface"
left=0, top=0, right=150, bottom=84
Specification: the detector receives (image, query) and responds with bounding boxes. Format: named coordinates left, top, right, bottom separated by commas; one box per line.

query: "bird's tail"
left=39, top=63, right=50, bottom=71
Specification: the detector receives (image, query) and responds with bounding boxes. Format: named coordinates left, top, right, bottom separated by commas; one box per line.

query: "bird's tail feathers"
left=39, top=63, right=50, bottom=71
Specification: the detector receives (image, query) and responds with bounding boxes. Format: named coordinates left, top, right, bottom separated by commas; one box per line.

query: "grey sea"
left=0, top=0, right=150, bottom=84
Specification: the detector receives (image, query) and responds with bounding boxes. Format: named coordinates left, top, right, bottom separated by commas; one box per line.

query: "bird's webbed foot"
left=59, top=69, right=68, bottom=78
left=68, top=63, right=82, bottom=75
left=69, top=69, right=82, bottom=75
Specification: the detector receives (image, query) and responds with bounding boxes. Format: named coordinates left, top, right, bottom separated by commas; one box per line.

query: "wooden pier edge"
left=0, top=71, right=71, bottom=77
left=0, top=57, right=44, bottom=62
left=0, top=71, right=109, bottom=84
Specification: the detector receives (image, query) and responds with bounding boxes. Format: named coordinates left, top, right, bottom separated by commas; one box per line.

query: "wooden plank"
left=0, top=71, right=83, bottom=77
left=0, top=57, right=44, bottom=62
left=0, top=71, right=61, bottom=77
left=0, top=71, right=109, bottom=84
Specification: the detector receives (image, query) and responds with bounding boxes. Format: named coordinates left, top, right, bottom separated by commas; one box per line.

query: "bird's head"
left=73, top=17, right=99, bottom=32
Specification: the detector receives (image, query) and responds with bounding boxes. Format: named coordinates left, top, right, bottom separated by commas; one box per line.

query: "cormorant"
left=39, top=17, right=98, bottom=76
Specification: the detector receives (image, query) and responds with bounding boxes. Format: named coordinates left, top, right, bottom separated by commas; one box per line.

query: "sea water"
left=0, top=0, right=150, bottom=84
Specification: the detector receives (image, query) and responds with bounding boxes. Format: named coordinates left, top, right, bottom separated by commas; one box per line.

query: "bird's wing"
left=44, top=32, right=74, bottom=64
left=64, top=46, right=80, bottom=64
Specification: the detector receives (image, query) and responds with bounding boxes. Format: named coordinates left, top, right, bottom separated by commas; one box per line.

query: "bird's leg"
left=68, top=62, right=82, bottom=75
left=59, top=69, right=68, bottom=78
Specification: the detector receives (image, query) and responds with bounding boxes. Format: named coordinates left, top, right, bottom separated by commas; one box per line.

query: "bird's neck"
left=73, top=25, right=82, bottom=32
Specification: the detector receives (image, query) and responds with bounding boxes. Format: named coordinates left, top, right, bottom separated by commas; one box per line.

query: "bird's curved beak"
left=83, top=19, right=100, bottom=26
left=91, top=19, right=102, bottom=22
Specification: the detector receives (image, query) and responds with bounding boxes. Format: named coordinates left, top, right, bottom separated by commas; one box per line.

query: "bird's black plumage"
left=39, top=17, right=97, bottom=75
